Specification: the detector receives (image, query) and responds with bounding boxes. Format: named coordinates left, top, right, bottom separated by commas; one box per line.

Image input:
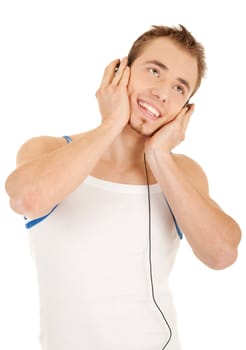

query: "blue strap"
left=24, top=205, right=59, bottom=229
left=63, top=135, right=73, bottom=143
left=162, top=194, right=183, bottom=239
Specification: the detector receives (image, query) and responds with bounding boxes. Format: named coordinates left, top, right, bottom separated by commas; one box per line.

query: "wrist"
left=145, top=139, right=171, bottom=161
left=145, top=145, right=174, bottom=171
left=101, top=118, right=125, bottom=133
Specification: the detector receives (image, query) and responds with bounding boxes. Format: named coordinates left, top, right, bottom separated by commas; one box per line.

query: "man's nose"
left=151, top=83, right=169, bottom=102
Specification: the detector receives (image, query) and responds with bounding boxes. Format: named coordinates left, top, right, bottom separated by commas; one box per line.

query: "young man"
left=5, top=25, right=241, bottom=350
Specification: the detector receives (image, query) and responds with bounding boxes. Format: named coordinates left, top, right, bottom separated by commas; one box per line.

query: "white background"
left=0, top=1, right=245, bottom=349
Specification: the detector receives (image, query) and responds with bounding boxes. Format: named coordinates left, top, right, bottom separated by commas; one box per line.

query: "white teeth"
left=139, top=101, right=160, bottom=118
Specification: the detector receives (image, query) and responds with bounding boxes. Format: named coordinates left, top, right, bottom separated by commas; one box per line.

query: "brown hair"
left=127, top=24, right=206, bottom=95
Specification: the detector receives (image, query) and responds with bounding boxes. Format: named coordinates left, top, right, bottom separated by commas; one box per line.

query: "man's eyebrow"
left=145, top=60, right=168, bottom=71
left=145, top=60, right=190, bottom=92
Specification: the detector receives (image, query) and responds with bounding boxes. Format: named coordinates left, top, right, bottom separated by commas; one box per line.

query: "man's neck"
left=101, top=124, right=147, bottom=168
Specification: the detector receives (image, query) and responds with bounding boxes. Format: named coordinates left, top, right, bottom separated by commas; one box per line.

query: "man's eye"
left=149, top=68, right=160, bottom=77
left=174, top=85, right=184, bottom=94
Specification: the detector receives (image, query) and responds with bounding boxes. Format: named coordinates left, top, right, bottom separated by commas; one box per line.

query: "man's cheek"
left=160, top=113, right=177, bottom=126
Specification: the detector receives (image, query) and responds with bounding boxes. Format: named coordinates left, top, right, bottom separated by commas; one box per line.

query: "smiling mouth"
left=137, top=100, right=161, bottom=119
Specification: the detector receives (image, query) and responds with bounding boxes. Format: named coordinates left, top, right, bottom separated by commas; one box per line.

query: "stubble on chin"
left=128, top=119, right=159, bottom=137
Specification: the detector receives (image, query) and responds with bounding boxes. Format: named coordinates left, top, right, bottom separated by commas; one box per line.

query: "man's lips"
left=137, top=99, right=163, bottom=121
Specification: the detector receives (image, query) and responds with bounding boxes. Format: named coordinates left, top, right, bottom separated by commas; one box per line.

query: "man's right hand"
left=95, top=57, right=130, bottom=130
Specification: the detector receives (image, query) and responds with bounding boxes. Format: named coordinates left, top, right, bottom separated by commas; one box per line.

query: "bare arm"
left=145, top=105, right=241, bottom=270
left=148, top=152, right=241, bottom=269
left=5, top=58, right=130, bottom=218
left=5, top=122, right=122, bottom=218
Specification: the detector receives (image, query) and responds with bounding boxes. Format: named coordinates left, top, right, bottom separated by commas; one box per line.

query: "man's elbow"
left=8, top=193, right=38, bottom=218
left=205, top=247, right=239, bottom=270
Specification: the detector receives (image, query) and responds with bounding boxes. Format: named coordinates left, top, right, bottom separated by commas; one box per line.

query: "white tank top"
left=27, top=176, right=182, bottom=350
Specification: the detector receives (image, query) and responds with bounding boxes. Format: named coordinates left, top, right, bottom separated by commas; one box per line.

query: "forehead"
left=134, top=37, right=198, bottom=92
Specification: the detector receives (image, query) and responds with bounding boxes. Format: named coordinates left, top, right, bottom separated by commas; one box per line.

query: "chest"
left=91, top=160, right=157, bottom=185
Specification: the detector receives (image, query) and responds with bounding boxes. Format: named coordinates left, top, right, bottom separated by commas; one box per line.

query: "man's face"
left=127, top=37, right=198, bottom=136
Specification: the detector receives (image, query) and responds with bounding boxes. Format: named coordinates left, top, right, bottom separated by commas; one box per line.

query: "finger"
left=176, top=102, right=194, bottom=121
left=111, top=57, right=128, bottom=86
left=182, top=104, right=195, bottom=131
left=99, top=59, right=120, bottom=88
left=186, top=103, right=195, bottom=114
left=119, top=66, right=130, bottom=87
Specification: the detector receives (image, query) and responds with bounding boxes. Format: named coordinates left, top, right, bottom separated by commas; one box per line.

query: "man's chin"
left=128, top=119, right=159, bottom=137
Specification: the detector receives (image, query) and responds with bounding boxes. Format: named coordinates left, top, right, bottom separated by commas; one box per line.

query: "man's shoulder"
left=172, top=153, right=199, bottom=168
left=172, top=153, right=209, bottom=193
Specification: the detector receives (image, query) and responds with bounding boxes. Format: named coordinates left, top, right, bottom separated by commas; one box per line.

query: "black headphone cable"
left=143, top=153, right=172, bottom=350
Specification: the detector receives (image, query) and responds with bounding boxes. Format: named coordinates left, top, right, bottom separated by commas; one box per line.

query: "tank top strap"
left=62, top=135, right=73, bottom=143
